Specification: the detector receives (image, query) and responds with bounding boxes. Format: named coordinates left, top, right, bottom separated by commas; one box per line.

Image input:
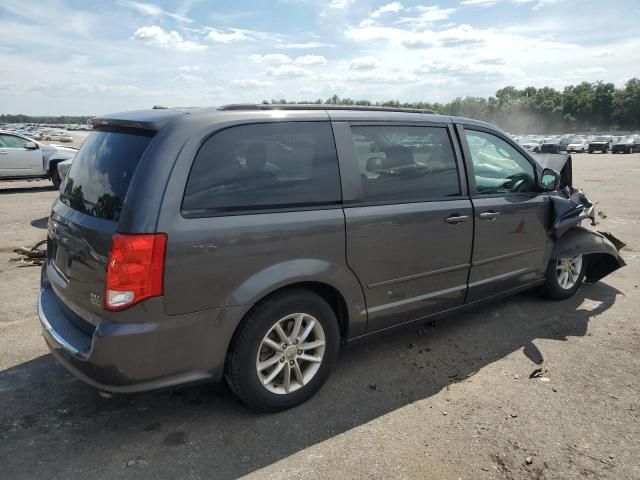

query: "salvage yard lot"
left=1, top=153, right=639, bottom=480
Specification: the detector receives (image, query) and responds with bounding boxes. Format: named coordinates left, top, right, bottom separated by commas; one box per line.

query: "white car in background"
left=566, top=139, right=589, bottom=153
left=520, top=137, right=543, bottom=153
left=42, top=131, right=66, bottom=141
left=0, top=130, right=76, bottom=188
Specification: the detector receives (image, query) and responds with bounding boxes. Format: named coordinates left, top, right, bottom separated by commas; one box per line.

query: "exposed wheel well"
left=48, top=159, right=61, bottom=176
left=235, top=282, right=349, bottom=341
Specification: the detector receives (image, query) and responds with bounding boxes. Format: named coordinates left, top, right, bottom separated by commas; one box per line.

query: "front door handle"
left=479, top=211, right=501, bottom=221
left=445, top=214, right=469, bottom=224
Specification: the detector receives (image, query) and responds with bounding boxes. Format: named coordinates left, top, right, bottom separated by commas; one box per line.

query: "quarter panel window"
left=464, top=130, right=536, bottom=194
left=182, top=122, right=341, bottom=215
left=350, top=125, right=460, bottom=203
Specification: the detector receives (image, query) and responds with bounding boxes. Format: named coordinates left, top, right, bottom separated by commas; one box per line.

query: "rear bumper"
left=38, top=285, right=250, bottom=393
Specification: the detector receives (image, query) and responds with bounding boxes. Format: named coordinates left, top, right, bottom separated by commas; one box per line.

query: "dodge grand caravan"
left=40, top=105, right=625, bottom=411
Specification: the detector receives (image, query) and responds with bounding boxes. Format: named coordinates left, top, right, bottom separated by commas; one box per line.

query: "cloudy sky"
left=1, top=0, right=638, bottom=115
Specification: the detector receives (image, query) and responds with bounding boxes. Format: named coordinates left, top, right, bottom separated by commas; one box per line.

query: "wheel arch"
left=551, top=227, right=625, bottom=283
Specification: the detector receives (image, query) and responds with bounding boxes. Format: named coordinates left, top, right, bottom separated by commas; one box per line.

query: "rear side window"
left=351, top=125, right=460, bottom=203
left=61, top=130, right=152, bottom=221
left=182, top=122, right=341, bottom=216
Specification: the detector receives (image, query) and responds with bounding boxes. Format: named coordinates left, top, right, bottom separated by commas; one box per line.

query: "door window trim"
left=456, top=124, right=541, bottom=198
left=334, top=121, right=469, bottom=207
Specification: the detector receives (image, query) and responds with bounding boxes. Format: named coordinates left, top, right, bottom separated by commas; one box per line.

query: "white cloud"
left=178, top=65, right=201, bottom=72
left=328, top=0, right=355, bottom=9
left=173, top=73, right=202, bottom=81
left=396, top=5, right=456, bottom=27
left=513, top=0, right=565, bottom=9
left=276, top=42, right=336, bottom=49
left=370, top=2, right=404, bottom=18
left=265, top=64, right=314, bottom=77
left=229, top=79, right=274, bottom=88
left=132, top=25, right=207, bottom=51
left=350, top=55, right=382, bottom=70
left=346, top=24, right=487, bottom=49
left=295, top=55, right=327, bottom=65
left=248, top=53, right=292, bottom=65
left=462, top=0, right=498, bottom=6
left=118, top=1, right=193, bottom=23
left=207, top=28, right=248, bottom=43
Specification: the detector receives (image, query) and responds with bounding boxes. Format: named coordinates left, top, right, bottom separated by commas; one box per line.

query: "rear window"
left=61, top=130, right=152, bottom=221
left=182, top=122, right=341, bottom=216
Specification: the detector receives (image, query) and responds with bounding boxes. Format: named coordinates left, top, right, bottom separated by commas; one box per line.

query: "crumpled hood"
left=39, top=143, right=77, bottom=161
left=530, top=153, right=573, bottom=187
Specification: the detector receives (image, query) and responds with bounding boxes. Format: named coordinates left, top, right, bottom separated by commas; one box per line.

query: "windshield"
left=594, top=136, right=608, bottom=141
left=61, top=129, right=153, bottom=222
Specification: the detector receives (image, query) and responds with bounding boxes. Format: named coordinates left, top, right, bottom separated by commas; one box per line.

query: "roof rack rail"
left=217, top=103, right=435, bottom=114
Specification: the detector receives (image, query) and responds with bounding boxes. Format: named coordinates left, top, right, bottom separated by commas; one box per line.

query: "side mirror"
left=540, top=168, right=560, bottom=191
left=24, top=141, right=38, bottom=150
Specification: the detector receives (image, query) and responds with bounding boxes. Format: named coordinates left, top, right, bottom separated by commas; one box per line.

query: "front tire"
left=542, top=255, right=586, bottom=300
left=226, top=289, right=340, bottom=412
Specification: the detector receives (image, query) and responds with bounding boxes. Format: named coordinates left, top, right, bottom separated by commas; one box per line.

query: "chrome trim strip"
left=368, top=263, right=471, bottom=289
left=468, top=268, right=528, bottom=288
left=473, top=247, right=541, bottom=267
left=38, top=291, right=86, bottom=358
left=367, top=284, right=467, bottom=314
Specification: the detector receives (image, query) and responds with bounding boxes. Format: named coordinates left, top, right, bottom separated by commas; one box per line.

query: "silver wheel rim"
left=556, top=255, right=582, bottom=290
left=256, top=313, right=326, bottom=395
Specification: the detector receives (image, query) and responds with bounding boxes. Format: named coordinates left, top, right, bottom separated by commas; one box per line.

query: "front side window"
left=464, top=130, right=536, bottom=194
left=350, top=125, right=460, bottom=203
left=183, top=122, right=341, bottom=215
left=0, top=134, right=29, bottom=148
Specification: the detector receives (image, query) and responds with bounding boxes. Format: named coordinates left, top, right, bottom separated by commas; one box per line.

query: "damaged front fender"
left=547, top=181, right=625, bottom=284
left=551, top=227, right=626, bottom=283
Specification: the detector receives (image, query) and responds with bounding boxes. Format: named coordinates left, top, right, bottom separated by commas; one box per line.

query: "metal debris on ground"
left=10, top=240, right=47, bottom=267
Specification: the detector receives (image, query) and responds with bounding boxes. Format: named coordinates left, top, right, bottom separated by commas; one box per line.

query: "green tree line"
left=266, top=78, right=640, bottom=134
left=0, top=114, right=92, bottom=125
left=3, top=78, right=638, bottom=134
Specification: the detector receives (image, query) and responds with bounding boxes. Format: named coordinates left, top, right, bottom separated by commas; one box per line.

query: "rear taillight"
left=105, top=233, right=167, bottom=311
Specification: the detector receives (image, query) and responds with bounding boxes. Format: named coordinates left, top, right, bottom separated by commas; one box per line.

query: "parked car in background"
left=0, top=130, right=76, bottom=188
left=540, top=139, right=562, bottom=153
left=588, top=136, right=611, bottom=153
left=566, top=138, right=589, bottom=153
left=612, top=137, right=640, bottom=154
left=58, top=134, right=73, bottom=143
left=38, top=105, right=625, bottom=411
left=520, top=137, right=543, bottom=152
left=42, top=131, right=66, bottom=141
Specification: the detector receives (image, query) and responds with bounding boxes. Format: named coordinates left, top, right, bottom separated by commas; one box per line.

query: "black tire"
left=226, top=289, right=340, bottom=412
left=542, top=255, right=587, bottom=300
left=50, top=166, right=61, bottom=189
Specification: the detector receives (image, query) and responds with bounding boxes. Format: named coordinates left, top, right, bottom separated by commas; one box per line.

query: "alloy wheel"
left=556, top=255, right=583, bottom=290
left=256, top=313, right=326, bottom=394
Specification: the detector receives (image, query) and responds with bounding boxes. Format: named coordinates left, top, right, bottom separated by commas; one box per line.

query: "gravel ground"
left=0, top=153, right=639, bottom=480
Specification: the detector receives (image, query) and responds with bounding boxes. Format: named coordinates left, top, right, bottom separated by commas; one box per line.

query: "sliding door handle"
left=445, top=214, right=469, bottom=224
left=479, top=211, right=501, bottom=220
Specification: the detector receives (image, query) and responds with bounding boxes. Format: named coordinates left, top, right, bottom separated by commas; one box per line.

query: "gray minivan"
left=39, top=105, right=624, bottom=411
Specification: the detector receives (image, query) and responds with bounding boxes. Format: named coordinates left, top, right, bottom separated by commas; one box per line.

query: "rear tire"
left=226, top=289, right=340, bottom=412
left=542, top=255, right=586, bottom=300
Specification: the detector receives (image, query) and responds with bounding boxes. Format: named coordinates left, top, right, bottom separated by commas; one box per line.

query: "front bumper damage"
left=532, top=153, right=626, bottom=283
